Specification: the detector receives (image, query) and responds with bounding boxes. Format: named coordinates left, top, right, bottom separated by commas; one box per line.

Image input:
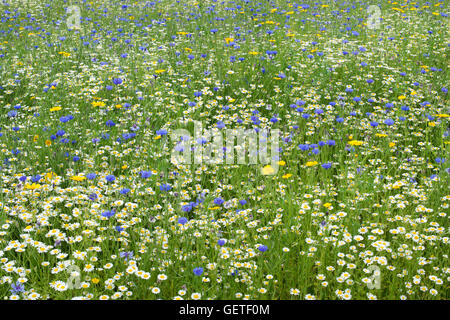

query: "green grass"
left=0, top=0, right=448, bottom=300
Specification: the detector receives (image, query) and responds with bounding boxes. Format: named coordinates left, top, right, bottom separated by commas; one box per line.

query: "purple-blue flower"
left=120, top=188, right=130, bottom=194
left=101, top=210, right=115, bottom=218
left=193, top=267, right=203, bottom=276
left=258, top=245, right=268, bottom=252
left=322, top=163, right=332, bottom=169
left=159, top=184, right=172, bottom=191
left=10, top=282, right=25, bottom=294
left=119, top=251, right=133, bottom=261
left=113, top=78, right=123, bottom=85
left=86, top=173, right=96, bottom=180
left=140, top=171, right=152, bottom=178
left=178, top=217, right=188, bottom=225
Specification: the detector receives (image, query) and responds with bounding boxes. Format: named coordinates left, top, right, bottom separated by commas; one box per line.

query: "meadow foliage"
left=0, top=0, right=448, bottom=300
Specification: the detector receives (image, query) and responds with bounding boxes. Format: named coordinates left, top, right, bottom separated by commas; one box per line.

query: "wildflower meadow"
left=0, top=0, right=448, bottom=301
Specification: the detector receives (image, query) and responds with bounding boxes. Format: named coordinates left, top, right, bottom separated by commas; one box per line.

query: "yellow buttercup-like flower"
left=70, top=176, right=86, bottom=182
left=348, top=140, right=364, bottom=146
left=91, top=101, right=106, bottom=107
left=24, top=183, right=40, bottom=190
left=305, top=161, right=318, bottom=167
left=261, top=165, right=275, bottom=175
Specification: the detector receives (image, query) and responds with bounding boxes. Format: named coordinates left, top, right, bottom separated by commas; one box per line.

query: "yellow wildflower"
left=261, top=165, right=275, bottom=175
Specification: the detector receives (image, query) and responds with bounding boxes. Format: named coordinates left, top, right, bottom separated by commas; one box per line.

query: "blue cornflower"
left=156, top=129, right=168, bottom=136
left=159, top=184, right=172, bottom=192
left=216, top=121, right=225, bottom=129
left=101, top=210, right=115, bottom=218
left=178, top=217, right=188, bottom=225
left=258, top=245, right=268, bottom=252
left=119, top=188, right=130, bottom=194
left=322, top=163, right=332, bottom=169
left=298, top=144, right=310, bottom=151
left=181, top=204, right=193, bottom=213
left=101, top=133, right=110, bottom=140
left=7, top=110, right=17, bottom=117
left=86, top=173, right=96, bottom=180
left=140, top=171, right=152, bottom=178
left=193, top=267, right=203, bottom=276
left=113, top=78, right=123, bottom=85
left=60, top=116, right=70, bottom=123
left=10, top=282, right=25, bottom=294
left=119, top=251, right=133, bottom=261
